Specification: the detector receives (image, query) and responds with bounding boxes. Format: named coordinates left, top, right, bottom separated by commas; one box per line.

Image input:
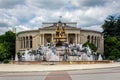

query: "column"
left=99, top=37, right=101, bottom=51
left=24, top=37, right=26, bottom=48
left=80, top=34, right=82, bottom=44
left=78, top=34, right=80, bottom=44
left=26, top=37, right=29, bottom=48
left=23, top=37, right=25, bottom=48
left=75, top=33, right=77, bottom=44
left=101, top=36, right=104, bottom=53
left=67, top=34, right=68, bottom=42
left=52, top=34, right=53, bottom=42
left=20, top=37, right=21, bottom=49
left=43, top=34, right=44, bottom=45
left=21, top=37, right=23, bottom=49
left=19, top=37, right=21, bottom=49
left=97, top=37, right=99, bottom=48
left=39, top=34, right=41, bottom=46
left=89, top=36, right=92, bottom=43
left=16, top=37, right=19, bottom=53
left=28, top=37, right=29, bottom=48
left=77, top=34, right=79, bottom=44
left=99, top=37, right=100, bottom=48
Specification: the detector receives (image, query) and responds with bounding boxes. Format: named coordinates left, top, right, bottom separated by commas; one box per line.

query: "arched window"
left=30, top=36, right=32, bottom=48
left=97, top=37, right=100, bottom=48
left=95, top=36, right=97, bottom=46
left=87, top=35, right=90, bottom=42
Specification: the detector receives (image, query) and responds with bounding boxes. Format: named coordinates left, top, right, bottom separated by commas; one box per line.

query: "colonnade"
left=19, top=36, right=32, bottom=49
left=87, top=35, right=101, bottom=48
left=18, top=34, right=102, bottom=50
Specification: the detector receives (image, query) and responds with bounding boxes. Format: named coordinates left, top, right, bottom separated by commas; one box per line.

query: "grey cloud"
left=78, top=16, right=104, bottom=28
left=0, top=0, right=26, bottom=8
left=0, top=27, right=11, bottom=34
left=82, top=0, right=107, bottom=7
left=0, top=0, right=120, bottom=35
left=27, top=0, right=68, bottom=10
left=0, top=22, right=9, bottom=27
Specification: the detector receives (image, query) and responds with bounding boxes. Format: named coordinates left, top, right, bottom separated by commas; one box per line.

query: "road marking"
left=45, top=71, right=72, bottom=80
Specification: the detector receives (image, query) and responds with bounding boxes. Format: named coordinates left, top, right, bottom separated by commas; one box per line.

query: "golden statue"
left=56, top=23, right=60, bottom=37
left=61, top=24, right=65, bottom=37
left=54, top=23, right=67, bottom=46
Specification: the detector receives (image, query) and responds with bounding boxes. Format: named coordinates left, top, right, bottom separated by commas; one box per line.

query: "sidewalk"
left=0, top=62, right=120, bottom=72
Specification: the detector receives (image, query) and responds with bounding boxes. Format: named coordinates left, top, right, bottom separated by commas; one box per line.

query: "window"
left=30, top=36, right=32, bottom=48
left=23, top=37, right=25, bottom=48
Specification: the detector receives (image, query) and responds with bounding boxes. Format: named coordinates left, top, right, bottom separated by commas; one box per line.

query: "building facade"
left=16, top=22, right=104, bottom=53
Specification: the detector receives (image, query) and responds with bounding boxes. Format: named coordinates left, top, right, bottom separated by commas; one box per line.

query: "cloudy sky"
left=0, top=0, right=120, bottom=34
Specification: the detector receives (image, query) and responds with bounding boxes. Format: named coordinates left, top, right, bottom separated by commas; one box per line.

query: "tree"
left=102, top=16, right=116, bottom=39
left=0, top=31, right=16, bottom=61
left=30, top=50, right=36, bottom=55
left=104, top=37, right=119, bottom=58
left=108, top=48, right=120, bottom=60
left=0, top=43, right=10, bottom=61
left=102, top=15, right=120, bottom=59
left=102, top=15, right=120, bottom=39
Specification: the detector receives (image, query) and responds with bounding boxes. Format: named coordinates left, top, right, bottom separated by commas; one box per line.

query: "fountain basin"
left=10, top=60, right=114, bottom=65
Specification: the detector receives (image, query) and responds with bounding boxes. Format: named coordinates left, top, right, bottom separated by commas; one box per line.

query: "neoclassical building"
left=16, top=21, right=104, bottom=53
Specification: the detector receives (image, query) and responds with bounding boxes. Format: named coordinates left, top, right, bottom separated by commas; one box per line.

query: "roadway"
left=0, top=67, right=120, bottom=80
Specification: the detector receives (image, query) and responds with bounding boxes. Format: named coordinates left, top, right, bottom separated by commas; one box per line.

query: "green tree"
left=104, top=37, right=119, bottom=58
left=108, top=48, right=120, bottom=60
left=0, top=43, right=10, bottom=61
left=30, top=50, right=36, bottom=55
left=83, top=42, right=97, bottom=52
left=102, top=15, right=120, bottom=59
left=102, top=15, right=120, bottom=39
left=102, top=16, right=116, bottom=39
left=0, top=31, right=16, bottom=61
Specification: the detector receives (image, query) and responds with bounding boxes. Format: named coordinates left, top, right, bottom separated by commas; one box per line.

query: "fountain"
left=14, top=22, right=108, bottom=64
left=21, top=49, right=36, bottom=61
left=98, top=54, right=103, bottom=61
left=15, top=42, right=105, bottom=63
left=45, top=47, right=59, bottom=61
left=15, top=53, right=18, bottom=61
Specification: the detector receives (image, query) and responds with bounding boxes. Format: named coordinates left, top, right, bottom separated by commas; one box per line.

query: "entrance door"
left=68, top=34, right=75, bottom=44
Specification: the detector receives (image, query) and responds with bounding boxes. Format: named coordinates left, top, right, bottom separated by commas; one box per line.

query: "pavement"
left=0, top=62, right=120, bottom=72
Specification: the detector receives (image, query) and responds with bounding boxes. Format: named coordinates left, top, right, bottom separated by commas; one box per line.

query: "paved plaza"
left=0, top=63, right=120, bottom=80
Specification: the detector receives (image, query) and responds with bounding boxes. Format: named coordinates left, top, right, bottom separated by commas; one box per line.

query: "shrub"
left=3, top=59, right=9, bottom=63
left=17, top=52, right=22, bottom=61
left=83, top=42, right=97, bottom=52
left=108, top=56, right=115, bottom=60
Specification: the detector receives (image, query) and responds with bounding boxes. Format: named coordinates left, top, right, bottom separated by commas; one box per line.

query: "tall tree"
left=102, top=16, right=116, bottom=39
left=0, top=31, right=16, bottom=61
left=102, top=15, right=120, bottom=59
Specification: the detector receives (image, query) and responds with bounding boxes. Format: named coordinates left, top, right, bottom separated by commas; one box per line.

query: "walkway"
left=0, top=62, right=120, bottom=72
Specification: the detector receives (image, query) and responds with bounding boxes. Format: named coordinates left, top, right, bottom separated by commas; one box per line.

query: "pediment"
left=40, top=25, right=80, bottom=30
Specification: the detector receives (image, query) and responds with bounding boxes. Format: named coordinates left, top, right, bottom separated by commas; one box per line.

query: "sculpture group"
left=15, top=43, right=102, bottom=61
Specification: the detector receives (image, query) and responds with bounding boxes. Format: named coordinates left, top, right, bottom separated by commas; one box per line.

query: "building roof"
left=17, top=22, right=102, bottom=35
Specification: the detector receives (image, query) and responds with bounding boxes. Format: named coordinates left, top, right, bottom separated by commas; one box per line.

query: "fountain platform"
left=10, top=60, right=114, bottom=65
